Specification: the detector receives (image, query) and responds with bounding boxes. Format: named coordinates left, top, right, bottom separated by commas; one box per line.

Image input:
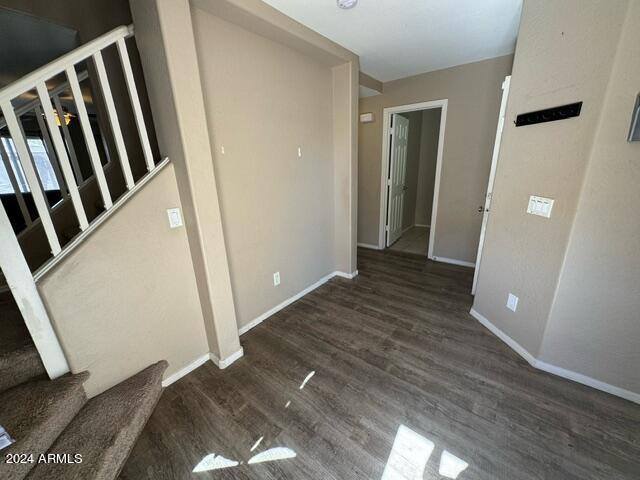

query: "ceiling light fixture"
left=337, top=0, right=358, bottom=9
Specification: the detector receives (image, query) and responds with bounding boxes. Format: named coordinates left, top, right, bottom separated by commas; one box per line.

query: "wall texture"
left=38, top=164, right=209, bottom=397
left=358, top=55, right=513, bottom=261
left=414, top=108, right=441, bottom=226
left=539, top=0, right=639, bottom=394
left=130, top=0, right=242, bottom=363
left=191, top=7, right=347, bottom=329
left=473, top=0, right=628, bottom=355
left=473, top=0, right=638, bottom=398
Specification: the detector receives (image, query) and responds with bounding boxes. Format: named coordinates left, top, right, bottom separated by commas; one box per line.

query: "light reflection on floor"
left=382, top=425, right=469, bottom=479
left=191, top=366, right=469, bottom=479
left=439, top=450, right=469, bottom=478
left=247, top=447, right=297, bottom=465
left=192, top=371, right=313, bottom=474
left=192, top=454, right=238, bottom=473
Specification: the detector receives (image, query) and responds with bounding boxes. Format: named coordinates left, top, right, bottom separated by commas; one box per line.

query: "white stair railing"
left=0, top=25, right=164, bottom=379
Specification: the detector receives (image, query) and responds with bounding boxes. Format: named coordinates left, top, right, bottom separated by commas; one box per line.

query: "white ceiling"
left=261, top=0, right=522, bottom=82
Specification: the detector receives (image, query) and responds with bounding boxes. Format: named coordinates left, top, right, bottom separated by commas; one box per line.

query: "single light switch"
left=527, top=195, right=554, bottom=218
left=167, top=208, right=183, bottom=228
left=507, top=293, right=519, bottom=312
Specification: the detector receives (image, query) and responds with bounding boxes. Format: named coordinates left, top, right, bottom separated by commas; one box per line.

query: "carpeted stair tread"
left=0, top=291, right=47, bottom=393
left=0, top=372, right=89, bottom=480
left=0, top=345, right=47, bottom=394
left=27, top=360, right=168, bottom=480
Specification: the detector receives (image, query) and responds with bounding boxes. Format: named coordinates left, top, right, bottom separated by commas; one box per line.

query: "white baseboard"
left=431, top=255, right=476, bottom=268
left=238, top=270, right=357, bottom=336
left=357, top=242, right=382, bottom=250
left=534, top=359, right=639, bottom=404
left=414, top=223, right=430, bottom=228
left=334, top=270, right=359, bottom=279
left=161, top=347, right=245, bottom=387
left=470, top=308, right=640, bottom=404
left=161, top=353, right=209, bottom=387
left=470, top=309, right=537, bottom=366
left=210, top=348, right=244, bottom=369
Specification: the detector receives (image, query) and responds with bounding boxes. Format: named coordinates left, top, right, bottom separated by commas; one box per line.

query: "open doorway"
left=380, top=100, right=447, bottom=258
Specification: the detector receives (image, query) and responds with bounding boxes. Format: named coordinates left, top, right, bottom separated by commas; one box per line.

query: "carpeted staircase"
left=0, top=293, right=167, bottom=480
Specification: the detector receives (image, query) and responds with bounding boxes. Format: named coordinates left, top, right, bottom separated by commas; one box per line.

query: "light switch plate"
left=360, top=112, right=374, bottom=123
left=507, top=293, right=519, bottom=312
left=527, top=195, right=554, bottom=218
left=167, top=208, right=183, bottom=229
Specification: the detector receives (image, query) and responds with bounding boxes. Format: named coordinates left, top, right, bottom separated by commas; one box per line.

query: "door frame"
left=378, top=99, right=448, bottom=260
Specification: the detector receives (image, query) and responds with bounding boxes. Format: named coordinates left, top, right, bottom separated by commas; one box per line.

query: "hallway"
left=388, top=226, right=429, bottom=256
left=122, top=249, right=640, bottom=480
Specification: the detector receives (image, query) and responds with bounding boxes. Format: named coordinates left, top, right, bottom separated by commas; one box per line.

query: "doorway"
left=379, top=100, right=447, bottom=258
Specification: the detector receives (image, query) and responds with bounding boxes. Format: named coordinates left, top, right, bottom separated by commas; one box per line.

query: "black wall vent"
left=515, top=102, right=582, bottom=127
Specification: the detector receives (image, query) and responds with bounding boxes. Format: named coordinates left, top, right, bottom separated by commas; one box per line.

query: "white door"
left=472, top=76, right=511, bottom=294
left=386, top=114, right=409, bottom=246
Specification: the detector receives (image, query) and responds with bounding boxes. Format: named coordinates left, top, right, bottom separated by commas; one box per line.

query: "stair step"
left=26, top=361, right=168, bottom=480
left=0, top=372, right=89, bottom=480
left=0, top=345, right=47, bottom=394
left=0, top=291, right=47, bottom=393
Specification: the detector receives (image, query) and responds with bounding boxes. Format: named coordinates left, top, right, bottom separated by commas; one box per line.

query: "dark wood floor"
left=121, top=248, right=640, bottom=479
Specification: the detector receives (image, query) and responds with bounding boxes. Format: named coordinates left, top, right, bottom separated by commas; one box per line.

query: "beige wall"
left=332, top=60, right=359, bottom=276
left=398, top=111, right=423, bottom=230
left=187, top=1, right=358, bottom=330
left=191, top=8, right=337, bottom=329
left=414, top=108, right=441, bottom=226
left=538, top=0, right=639, bottom=394
left=38, top=164, right=209, bottom=397
left=473, top=0, right=628, bottom=356
left=358, top=55, right=513, bottom=260
left=130, top=0, right=243, bottom=362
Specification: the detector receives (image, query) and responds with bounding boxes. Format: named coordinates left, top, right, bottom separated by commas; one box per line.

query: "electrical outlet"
left=297, top=147, right=302, bottom=158
left=507, top=293, right=519, bottom=312
left=273, top=272, right=281, bottom=286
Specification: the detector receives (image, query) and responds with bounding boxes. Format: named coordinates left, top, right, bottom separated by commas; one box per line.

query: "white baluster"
left=93, top=50, right=135, bottom=189
left=66, top=66, right=113, bottom=209
left=34, top=104, right=68, bottom=198
left=0, top=100, right=61, bottom=255
left=36, top=83, right=89, bottom=231
left=52, top=94, right=83, bottom=183
left=116, top=38, right=154, bottom=172
left=0, top=139, right=32, bottom=227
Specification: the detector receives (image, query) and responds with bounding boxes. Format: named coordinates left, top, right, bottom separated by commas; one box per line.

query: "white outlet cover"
left=297, top=147, right=302, bottom=158
left=507, top=293, right=519, bottom=312
left=167, top=208, right=183, bottom=228
left=273, top=272, right=281, bottom=286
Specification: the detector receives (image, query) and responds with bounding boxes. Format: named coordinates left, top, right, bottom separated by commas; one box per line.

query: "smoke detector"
left=337, top=0, right=358, bottom=9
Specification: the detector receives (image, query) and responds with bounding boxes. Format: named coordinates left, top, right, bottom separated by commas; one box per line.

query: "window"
left=0, top=136, right=60, bottom=194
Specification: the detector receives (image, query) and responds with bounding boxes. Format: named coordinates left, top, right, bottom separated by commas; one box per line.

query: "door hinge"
left=385, top=225, right=390, bottom=231
left=387, top=178, right=391, bottom=186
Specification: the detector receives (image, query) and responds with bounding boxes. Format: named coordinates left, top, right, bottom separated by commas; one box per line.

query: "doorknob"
left=478, top=205, right=485, bottom=213
left=403, top=186, right=408, bottom=191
